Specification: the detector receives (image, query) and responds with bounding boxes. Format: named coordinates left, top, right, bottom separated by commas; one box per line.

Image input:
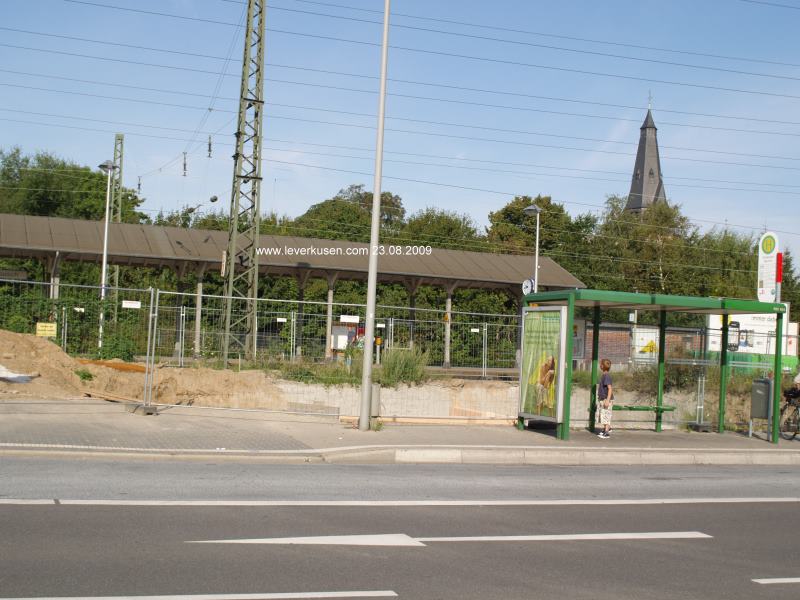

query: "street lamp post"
left=523, top=204, right=541, bottom=293
left=97, top=159, right=117, bottom=349
left=359, top=0, right=391, bottom=432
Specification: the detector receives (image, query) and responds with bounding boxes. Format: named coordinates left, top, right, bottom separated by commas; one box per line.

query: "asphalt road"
left=2, top=459, right=800, bottom=599
left=3, top=457, right=800, bottom=500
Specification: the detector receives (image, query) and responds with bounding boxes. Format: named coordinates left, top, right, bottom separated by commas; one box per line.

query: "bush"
left=74, top=368, right=93, bottom=382
left=97, top=334, right=136, bottom=362
left=571, top=369, right=593, bottom=388
left=5, top=314, right=30, bottom=334
left=376, top=348, right=429, bottom=387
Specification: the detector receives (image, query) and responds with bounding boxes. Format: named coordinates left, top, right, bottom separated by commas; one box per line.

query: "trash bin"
left=750, top=378, right=773, bottom=437
left=751, top=378, right=773, bottom=421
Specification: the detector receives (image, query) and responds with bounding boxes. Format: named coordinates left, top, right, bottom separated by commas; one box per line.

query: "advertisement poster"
left=520, top=308, right=566, bottom=421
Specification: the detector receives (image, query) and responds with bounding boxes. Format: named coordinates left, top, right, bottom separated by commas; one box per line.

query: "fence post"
left=482, top=322, right=488, bottom=379
left=589, top=306, right=601, bottom=432
left=194, top=281, right=203, bottom=358
left=61, top=306, right=68, bottom=352
left=656, top=310, right=667, bottom=432
left=771, top=311, right=784, bottom=444
left=718, top=318, right=729, bottom=433
left=290, top=310, right=297, bottom=360
left=143, top=287, right=155, bottom=406
left=178, top=306, right=186, bottom=368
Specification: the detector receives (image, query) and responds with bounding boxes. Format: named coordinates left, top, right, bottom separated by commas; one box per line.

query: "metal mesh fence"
left=0, top=278, right=152, bottom=358
left=3, top=278, right=798, bottom=425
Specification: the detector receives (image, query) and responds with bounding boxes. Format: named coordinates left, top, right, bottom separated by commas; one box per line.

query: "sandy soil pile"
left=0, top=329, right=277, bottom=405
left=0, top=330, right=83, bottom=398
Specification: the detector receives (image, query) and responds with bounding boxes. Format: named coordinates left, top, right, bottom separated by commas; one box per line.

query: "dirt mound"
left=0, top=330, right=83, bottom=398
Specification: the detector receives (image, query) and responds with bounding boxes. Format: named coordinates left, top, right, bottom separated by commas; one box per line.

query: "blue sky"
left=2, top=0, right=800, bottom=260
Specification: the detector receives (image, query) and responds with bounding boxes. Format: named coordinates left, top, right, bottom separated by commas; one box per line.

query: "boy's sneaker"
left=597, top=431, right=609, bottom=439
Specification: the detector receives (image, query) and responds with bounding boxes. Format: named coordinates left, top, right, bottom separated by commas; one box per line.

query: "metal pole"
left=656, top=310, right=667, bottom=432
left=143, top=287, right=155, bottom=406
left=589, top=306, right=601, bottom=432
left=61, top=305, right=68, bottom=352
left=325, top=283, right=334, bottom=360
left=290, top=310, right=296, bottom=360
left=359, top=0, right=391, bottom=432
left=98, top=166, right=113, bottom=349
left=194, top=281, right=203, bottom=358
left=444, top=290, right=452, bottom=368
left=482, top=322, right=488, bottom=379
left=534, top=210, right=540, bottom=293
left=718, top=318, right=729, bottom=433
left=771, top=311, right=784, bottom=443
left=179, top=306, right=186, bottom=368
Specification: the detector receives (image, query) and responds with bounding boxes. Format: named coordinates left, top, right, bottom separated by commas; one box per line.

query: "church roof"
left=641, top=109, right=657, bottom=130
left=625, top=109, right=667, bottom=212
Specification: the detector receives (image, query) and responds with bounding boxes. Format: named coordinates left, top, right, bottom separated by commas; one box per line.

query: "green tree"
left=0, top=147, right=145, bottom=222
left=401, top=207, right=480, bottom=250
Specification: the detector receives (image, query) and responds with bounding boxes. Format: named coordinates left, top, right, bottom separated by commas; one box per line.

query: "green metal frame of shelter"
left=520, top=289, right=787, bottom=443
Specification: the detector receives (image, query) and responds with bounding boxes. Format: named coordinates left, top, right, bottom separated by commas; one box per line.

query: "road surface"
left=1, top=458, right=798, bottom=599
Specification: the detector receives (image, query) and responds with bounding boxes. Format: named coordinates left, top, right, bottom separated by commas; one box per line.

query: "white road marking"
left=752, top=577, right=800, bottom=584
left=0, top=497, right=798, bottom=506
left=189, top=531, right=711, bottom=547
left=0, top=592, right=397, bottom=599
left=192, top=534, right=426, bottom=547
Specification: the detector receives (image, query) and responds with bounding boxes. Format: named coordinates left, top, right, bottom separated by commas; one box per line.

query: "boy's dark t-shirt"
left=599, top=372, right=613, bottom=400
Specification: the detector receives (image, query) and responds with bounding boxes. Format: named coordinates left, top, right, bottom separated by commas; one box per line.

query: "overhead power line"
left=295, top=0, right=800, bottom=70
left=5, top=102, right=800, bottom=173
left=59, top=0, right=800, bottom=83
left=52, top=2, right=800, bottom=100
left=737, top=0, right=800, bottom=9
left=266, top=4, right=800, bottom=84
left=5, top=36, right=800, bottom=127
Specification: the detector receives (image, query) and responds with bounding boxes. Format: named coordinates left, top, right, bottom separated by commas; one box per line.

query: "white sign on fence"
left=121, top=300, right=141, bottom=309
left=276, top=317, right=287, bottom=323
left=340, top=315, right=360, bottom=323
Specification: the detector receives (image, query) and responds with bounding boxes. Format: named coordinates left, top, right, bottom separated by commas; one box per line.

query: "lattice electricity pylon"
left=222, top=0, right=266, bottom=364
left=110, top=133, right=124, bottom=293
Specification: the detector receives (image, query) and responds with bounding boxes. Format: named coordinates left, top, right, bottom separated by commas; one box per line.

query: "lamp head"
left=98, top=160, right=116, bottom=173
left=522, top=204, right=541, bottom=217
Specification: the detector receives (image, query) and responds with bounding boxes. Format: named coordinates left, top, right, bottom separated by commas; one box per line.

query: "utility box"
left=751, top=378, right=773, bottom=421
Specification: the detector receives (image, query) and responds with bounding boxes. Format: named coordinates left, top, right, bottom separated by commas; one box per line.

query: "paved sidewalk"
left=1, top=398, right=799, bottom=465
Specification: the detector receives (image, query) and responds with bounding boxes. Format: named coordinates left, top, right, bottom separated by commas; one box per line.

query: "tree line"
left=1, top=148, right=796, bottom=321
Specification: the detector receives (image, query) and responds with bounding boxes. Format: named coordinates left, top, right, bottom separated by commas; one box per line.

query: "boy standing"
left=597, top=358, right=613, bottom=439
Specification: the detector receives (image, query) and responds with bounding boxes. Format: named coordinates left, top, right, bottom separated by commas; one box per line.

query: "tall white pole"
left=98, top=167, right=113, bottom=349
left=533, top=210, right=540, bottom=293
left=359, top=0, right=391, bottom=431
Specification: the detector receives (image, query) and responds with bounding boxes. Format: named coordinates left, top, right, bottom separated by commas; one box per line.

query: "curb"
left=2, top=443, right=800, bottom=465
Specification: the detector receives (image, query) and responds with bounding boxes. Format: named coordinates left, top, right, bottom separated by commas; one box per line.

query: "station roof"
left=0, top=213, right=585, bottom=291
left=524, top=289, right=785, bottom=316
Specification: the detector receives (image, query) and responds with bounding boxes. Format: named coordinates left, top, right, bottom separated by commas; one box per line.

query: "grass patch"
left=375, top=348, right=429, bottom=388
left=277, top=360, right=360, bottom=387
left=74, top=368, right=93, bottom=382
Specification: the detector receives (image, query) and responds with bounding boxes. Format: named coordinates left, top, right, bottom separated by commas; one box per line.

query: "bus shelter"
left=519, top=289, right=786, bottom=442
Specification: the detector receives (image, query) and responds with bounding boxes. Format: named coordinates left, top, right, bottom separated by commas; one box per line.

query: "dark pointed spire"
left=625, top=109, right=667, bottom=212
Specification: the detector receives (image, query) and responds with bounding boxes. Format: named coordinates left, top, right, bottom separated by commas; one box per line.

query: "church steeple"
left=625, top=108, right=667, bottom=213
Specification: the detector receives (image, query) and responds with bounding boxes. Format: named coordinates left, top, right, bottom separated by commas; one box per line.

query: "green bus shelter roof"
left=523, top=289, right=786, bottom=315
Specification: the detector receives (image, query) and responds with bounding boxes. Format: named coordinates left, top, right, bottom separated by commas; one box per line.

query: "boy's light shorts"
left=599, top=407, right=613, bottom=425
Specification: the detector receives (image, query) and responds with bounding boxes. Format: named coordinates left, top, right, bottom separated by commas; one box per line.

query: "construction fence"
left=1, top=278, right=797, bottom=428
